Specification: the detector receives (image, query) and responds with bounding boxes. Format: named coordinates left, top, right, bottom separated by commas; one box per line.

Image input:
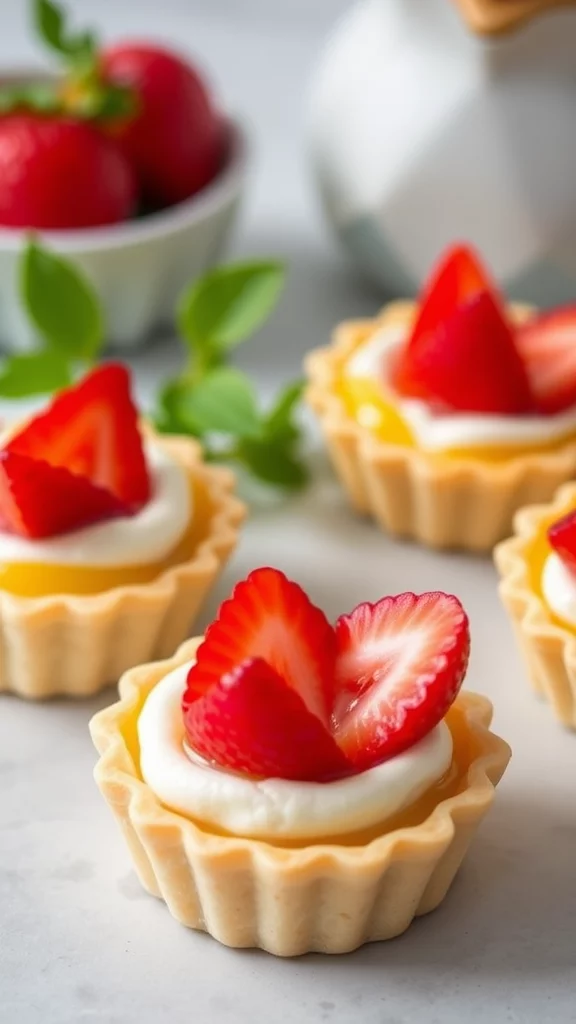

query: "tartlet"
left=90, top=569, right=511, bottom=956
left=0, top=365, right=245, bottom=699
left=306, top=245, right=576, bottom=552
left=495, top=483, right=576, bottom=728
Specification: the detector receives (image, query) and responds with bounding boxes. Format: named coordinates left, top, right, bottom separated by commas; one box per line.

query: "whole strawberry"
left=0, top=114, right=136, bottom=229
left=101, top=44, right=224, bottom=207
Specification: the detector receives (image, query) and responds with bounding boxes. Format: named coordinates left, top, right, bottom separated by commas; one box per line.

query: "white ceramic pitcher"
left=308, top=0, right=576, bottom=305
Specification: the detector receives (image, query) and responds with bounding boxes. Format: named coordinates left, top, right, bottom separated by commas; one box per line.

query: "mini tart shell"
left=90, top=637, right=511, bottom=957
left=495, top=482, right=576, bottom=728
left=305, top=302, right=576, bottom=553
left=0, top=433, right=245, bottom=700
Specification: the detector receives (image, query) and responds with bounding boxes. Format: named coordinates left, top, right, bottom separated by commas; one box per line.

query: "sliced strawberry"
left=408, top=244, right=497, bottom=352
left=0, top=450, right=127, bottom=540
left=548, top=509, right=576, bottom=576
left=515, top=306, right=576, bottom=414
left=183, top=657, right=350, bottom=782
left=393, top=292, right=535, bottom=414
left=185, top=567, right=336, bottom=725
left=332, top=592, right=470, bottom=770
left=6, top=364, right=150, bottom=509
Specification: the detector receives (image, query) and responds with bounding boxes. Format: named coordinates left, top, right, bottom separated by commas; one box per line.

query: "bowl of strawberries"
left=0, top=0, right=247, bottom=351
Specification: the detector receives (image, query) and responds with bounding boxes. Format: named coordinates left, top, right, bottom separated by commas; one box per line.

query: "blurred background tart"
left=307, top=244, right=576, bottom=551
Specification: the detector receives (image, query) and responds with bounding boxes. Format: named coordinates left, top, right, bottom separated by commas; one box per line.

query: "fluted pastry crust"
left=90, top=637, right=511, bottom=957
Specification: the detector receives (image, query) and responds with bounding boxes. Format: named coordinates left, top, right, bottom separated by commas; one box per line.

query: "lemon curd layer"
left=125, top=691, right=474, bottom=850
left=338, top=352, right=573, bottom=464
left=261, top=703, right=476, bottom=849
left=0, top=476, right=212, bottom=598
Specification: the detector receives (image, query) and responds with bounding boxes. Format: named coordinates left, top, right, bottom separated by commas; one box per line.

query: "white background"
left=1, top=2, right=575, bottom=1023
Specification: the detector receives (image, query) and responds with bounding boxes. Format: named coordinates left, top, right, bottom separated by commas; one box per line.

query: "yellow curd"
left=339, top=373, right=576, bottom=464
left=0, top=475, right=211, bottom=598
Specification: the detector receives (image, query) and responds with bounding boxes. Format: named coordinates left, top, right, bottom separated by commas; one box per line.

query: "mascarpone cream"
left=138, top=662, right=454, bottom=841
left=0, top=443, right=191, bottom=567
left=542, top=551, right=576, bottom=628
left=345, top=325, right=576, bottom=452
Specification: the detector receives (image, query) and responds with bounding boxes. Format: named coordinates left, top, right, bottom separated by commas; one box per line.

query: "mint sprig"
left=21, top=239, right=104, bottom=360
left=0, top=238, right=103, bottom=400
left=2, top=243, right=308, bottom=492
left=155, top=261, right=308, bottom=490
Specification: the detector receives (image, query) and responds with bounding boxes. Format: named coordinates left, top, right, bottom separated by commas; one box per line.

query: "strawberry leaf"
left=0, top=82, right=61, bottom=116
left=0, top=351, right=71, bottom=398
left=33, top=0, right=96, bottom=73
left=177, top=260, right=285, bottom=358
left=20, top=239, right=104, bottom=361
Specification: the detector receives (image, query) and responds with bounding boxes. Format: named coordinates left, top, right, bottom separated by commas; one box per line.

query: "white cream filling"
left=0, top=443, right=191, bottom=567
left=542, top=551, right=576, bottom=627
left=345, top=324, right=576, bottom=451
left=138, top=663, right=453, bottom=841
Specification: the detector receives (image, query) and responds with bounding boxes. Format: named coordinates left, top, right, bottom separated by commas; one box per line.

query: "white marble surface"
left=1, top=2, right=576, bottom=1023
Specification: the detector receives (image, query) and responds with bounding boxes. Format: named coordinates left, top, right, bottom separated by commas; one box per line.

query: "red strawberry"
left=6, top=363, right=150, bottom=510
left=184, top=657, right=350, bottom=782
left=407, top=243, right=499, bottom=356
left=332, top=592, right=470, bottom=770
left=393, top=291, right=535, bottom=414
left=185, top=567, right=335, bottom=725
left=548, top=509, right=576, bottom=576
left=515, top=306, right=576, bottom=414
left=0, top=450, right=127, bottom=540
left=182, top=568, right=469, bottom=783
left=101, top=45, right=224, bottom=207
left=0, top=114, right=136, bottom=230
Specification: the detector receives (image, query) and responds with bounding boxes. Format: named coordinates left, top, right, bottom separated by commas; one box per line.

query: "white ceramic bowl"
left=0, top=118, right=247, bottom=352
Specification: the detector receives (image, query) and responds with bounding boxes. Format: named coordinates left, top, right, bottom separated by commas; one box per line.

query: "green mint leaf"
left=238, top=437, right=308, bottom=489
left=20, top=239, right=104, bottom=361
left=154, top=379, right=202, bottom=437
left=263, top=378, right=305, bottom=443
left=180, top=367, right=262, bottom=439
left=0, top=351, right=71, bottom=398
left=33, top=0, right=96, bottom=72
left=177, top=260, right=285, bottom=355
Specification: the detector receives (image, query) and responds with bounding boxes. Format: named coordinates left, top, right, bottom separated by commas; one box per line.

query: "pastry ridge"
left=0, top=433, right=245, bottom=698
left=306, top=302, right=576, bottom=552
left=90, top=637, right=511, bottom=957
left=495, top=482, right=576, bottom=727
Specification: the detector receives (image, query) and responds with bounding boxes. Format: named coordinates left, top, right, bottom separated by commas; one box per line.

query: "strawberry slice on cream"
left=173, top=568, right=470, bottom=787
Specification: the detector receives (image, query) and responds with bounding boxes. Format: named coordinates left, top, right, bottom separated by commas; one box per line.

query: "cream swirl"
left=542, top=551, right=576, bottom=628
left=345, top=324, right=576, bottom=452
left=137, top=662, right=453, bottom=841
left=0, top=443, right=191, bottom=567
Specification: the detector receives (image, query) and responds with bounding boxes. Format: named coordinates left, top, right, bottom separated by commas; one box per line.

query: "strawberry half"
left=515, top=306, right=576, bottom=414
left=394, top=292, right=535, bottom=414
left=185, top=567, right=336, bottom=725
left=184, top=657, right=350, bottom=782
left=548, top=509, right=576, bottom=577
left=393, top=245, right=535, bottom=414
left=182, top=568, right=470, bottom=783
left=332, top=592, right=470, bottom=770
left=407, top=243, right=498, bottom=357
left=6, top=364, right=150, bottom=509
left=0, top=451, right=127, bottom=540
